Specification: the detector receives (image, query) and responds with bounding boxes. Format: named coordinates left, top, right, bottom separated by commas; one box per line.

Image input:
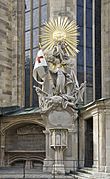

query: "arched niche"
left=4, top=122, right=46, bottom=167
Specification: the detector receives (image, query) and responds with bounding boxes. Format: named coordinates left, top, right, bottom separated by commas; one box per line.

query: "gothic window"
left=77, top=0, right=101, bottom=104
left=25, top=0, right=47, bottom=107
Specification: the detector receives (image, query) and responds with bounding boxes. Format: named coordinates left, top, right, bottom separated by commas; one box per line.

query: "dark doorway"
left=84, top=118, right=93, bottom=167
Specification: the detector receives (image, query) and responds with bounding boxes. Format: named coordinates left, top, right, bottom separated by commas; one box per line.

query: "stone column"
left=92, top=110, right=106, bottom=171
left=43, top=130, right=50, bottom=158
left=79, top=118, right=85, bottom=168
left=69, top=127, right=78, bottom=171
left=101, top=0, right=110, bottom=98
left=0, top=132, right=5, bottom=167
left=92, top=111, right=99, bottom=169
left=105, top=109, right=110, bottom=172
left=98, top=110, right=106, bottom=171
left=43, top=130, right=52, bottom=172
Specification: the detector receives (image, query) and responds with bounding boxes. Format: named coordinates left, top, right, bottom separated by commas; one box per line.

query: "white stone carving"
left=33, top=42, right=86, bottom=112
left=50, top=128, right=68, bottom=174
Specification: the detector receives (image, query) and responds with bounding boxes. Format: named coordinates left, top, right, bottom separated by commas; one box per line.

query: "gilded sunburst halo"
left=40, top=16, right=79, bottom=57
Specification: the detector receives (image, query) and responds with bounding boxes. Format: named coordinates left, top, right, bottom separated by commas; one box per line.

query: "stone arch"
left=2, top=120, right=46, bottom=167
left=1, top=118, right=45, bottom=134
left=8, top=155, right=44, bottom=165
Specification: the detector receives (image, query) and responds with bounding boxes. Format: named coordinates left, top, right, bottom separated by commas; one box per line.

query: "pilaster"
left=0, top=132, right=5, bottom=167
left=101, top=0, right=110, bottom=98
left=105, top=109, right=110, bottom=172
left=92, top=109, right=106, bottom=171
left=43, top=130, right=53, bottom=173
left=79, top=117, right=85, bottom=168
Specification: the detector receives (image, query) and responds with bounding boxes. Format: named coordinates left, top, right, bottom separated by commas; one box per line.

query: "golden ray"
left=60, top=17, right=64, bottom=26
left=40, top=16, right=79, bottom=56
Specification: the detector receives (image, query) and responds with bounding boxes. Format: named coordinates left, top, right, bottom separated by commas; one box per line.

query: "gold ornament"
left=40, top=16, right=79, bottom=57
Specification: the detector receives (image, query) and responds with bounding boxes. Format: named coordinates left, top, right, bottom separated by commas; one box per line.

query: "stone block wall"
left=101, top=0, right=110, bottom=98
left=0, top=0, right=12, bottom=106
left=48, top=0, right=76, bottom=20
left=0, top=0, right=25, bottom=107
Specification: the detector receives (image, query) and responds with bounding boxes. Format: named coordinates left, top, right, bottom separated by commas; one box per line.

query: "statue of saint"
left=33, top=17, right=86, bottom=110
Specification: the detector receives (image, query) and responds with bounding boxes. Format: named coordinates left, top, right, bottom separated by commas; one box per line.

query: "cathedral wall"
left=48, top=0, right=76, bottom=20
left=0, top=0, right=13, bottom=106
left=0, top=0, right=25, bottom=107
left=101, top=0, right=110, bottom=98
left=0, top=121, right=1, bottom=164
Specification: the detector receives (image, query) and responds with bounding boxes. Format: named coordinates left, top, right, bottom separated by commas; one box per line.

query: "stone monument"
left=33, top=16, right=86, bottom=174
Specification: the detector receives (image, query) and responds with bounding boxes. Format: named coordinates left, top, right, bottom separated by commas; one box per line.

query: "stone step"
left=79, top=167, right=96, bottom=174
left=70, top=168, right=94, bottom=179
left=0, top=173, right=73, bottom=179
left=0, top=177, right=73, bottom=179
left=74, top=173, right=91, bottom=179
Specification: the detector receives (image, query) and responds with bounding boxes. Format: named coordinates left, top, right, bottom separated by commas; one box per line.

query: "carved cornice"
left=80, top=98, right=110, bottom=119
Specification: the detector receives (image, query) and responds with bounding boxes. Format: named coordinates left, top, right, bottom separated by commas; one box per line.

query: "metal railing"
left=0, top=160, right=98, bottom=179
left=22, top=159, right=98, bottom=179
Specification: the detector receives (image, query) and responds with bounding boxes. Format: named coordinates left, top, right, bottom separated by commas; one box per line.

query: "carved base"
left=43, top=158, right=53, bottom=173
left=52, top=164, right=65, bottom=174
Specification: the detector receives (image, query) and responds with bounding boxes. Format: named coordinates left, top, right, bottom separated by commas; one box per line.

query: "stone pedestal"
left=50, top=128, right=68, bottom=174
left=52, top=147, right=65, bottom=174
left=42, top=107, right=78, bottom=174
